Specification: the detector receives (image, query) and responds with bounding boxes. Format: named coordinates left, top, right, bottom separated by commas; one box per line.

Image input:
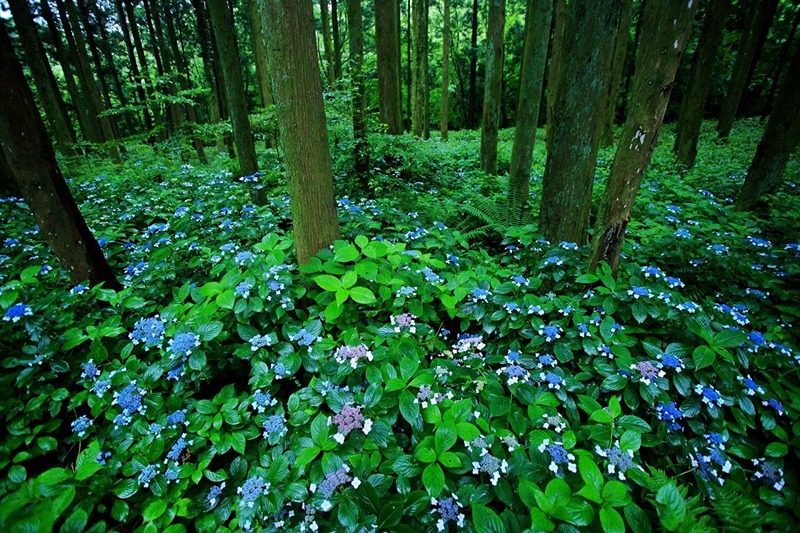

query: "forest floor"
left=1, top=119, right=798, bottom=532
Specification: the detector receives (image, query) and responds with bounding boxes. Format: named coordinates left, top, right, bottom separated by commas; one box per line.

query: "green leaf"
left=435, top=425, right=457, bottom=454
left=60, top=509, right=88, bottom=533
left=579, top=455, right=604, bottom=492
left=455, top=422, right=480, bottom=442
left=349, top=287, right=377, bottom=304
left=399, top=390, right=420, bottom=426
left=545, top=478, right=571, bottom=508
left=9, top=465, right=26, bottom=483
left=712, top=330, right=746, bottom=348
left=143, top=500, right=167, bottom=522
left=314, top=275, right=341, bottom=291
left=415, top=443, right=437, bottom=464
left=602, top=480, right=629, bottom=507
left=294, top=446, right=321, bottom=469
left=765, top=442, right=788, bottom=457
left=198, top=321, right=223, bottom=341
left=600, top=507, right=625, bottom=533
left=311, top=415, right=329, bottom=447
left=438, top=451, right=462, bottom=468
left=472, top=504, right=506, bottom=533
left=655, top=483, right=685, bottom=531
left=422, top=463, right=445, bottom=497
left=75, top=442, right=102, bottom=481
left=216, top=290, right=235, bottom=309
left=620, top=430, right=641, bottom=452
left=113, top=479, right=137, bottom=499
left=334, top=244, right=360, bottom=263
left=692, top=345, right=715, bottom=370
left=624, top=502, right=652, bottom=533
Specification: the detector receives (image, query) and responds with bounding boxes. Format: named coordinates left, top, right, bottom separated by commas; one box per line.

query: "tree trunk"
left=191, top=0, right=226, bottom=152
left=734, top=42, right=800, bottom=211
left=479, top=0, right=505, bottom=175
left=468, top=0, right=479, bottom=129
left=599, top=0, right=632, bottom=148
left=545, top=0, right=565, bottom=148
left=405, top=0, right=412, bottom=126
left=376, top=0, right=403, bottom=134
left=8, top=0, right=77, bottom=156
left=59, top=0, right=120, bottom=162
left=589, top=0, right=696, bottom=274
left=348, top=0, right=369, bottom=182
left=762, top=4, right=800, bottom=117
left=319, top=0, right=335, bottom=84
left=331, top=0, right=343, bottom=82
left=411, top=0, right=428, bottom=137
left=207, top=0, right=261, bottom=201
left=0, top=21, right=120, bottom=290
left=440, top=0, right=450, bottom=140
left=538, top=0, right=623, bottom=245
left=673, top=0, right=730, bottom=169
left=508, top=0, right=551, bottom=220
left=89, top=1, right=132, bottom=136
left=263, top=0, right=340, bottom=265
left=716, top=0, right=778, bottom=140
left=151, top=0, right=184, bottom=135
left=115, top=0, right=153, bottom=133
left=620, top=0, right=645, bottom=122
left=248, top=0, right=273, bottom=110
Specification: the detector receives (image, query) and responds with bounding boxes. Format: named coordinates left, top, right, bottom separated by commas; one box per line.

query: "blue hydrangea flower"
left=81, top=359, right=101, bottom=380
left=537, top=353, right=557, bottom=368
left=470, top=288, right=491, bottom=302
left=96, top=451, right=111, bottom=465
left=674, top=228, right=692, bottom=239
left=129, top=316, right=165, bottom=350
left=747, top=332, right=767, bottom=352
left=4, top=303, right=32, bottom=323
left=396, top=286, right=417, bottom=297
left=498, top=363, right=529, bottom=385
left=762, top=399, right=785, bottom=416
left=543, top=255, right=564, bottom=266
left=251, top=390, right=277, bottom=413
left=113, top=382, right=146, bottom=415
left=70, top=284, right=88, bottom=295
left=138, top=464, right=158, bottom=488
left=292, top=328, right=319, bottom=348
left=235, top=281, right=254, bottom=298
left=540, top=371, right=563, bottom=390
left=657, top=352, right=684, bottom=372
left=471, top=451, right=509, bottom=485
left=506, top=350, right=520, bottom=363
left=577, top=323, right=590, bottom=337
left=738, top=374, right=764, bottom=396
left=317, top=465, right=351, bottom=500
left=695, top=384, right=724, bottom=407
left=752, top=458, right=785, bottom=491
left=169, top=332, right=200, bottom=359
left=747, top=236, right=771, bottom=248
left=432, top=494, right=465, bottom=530
left=71, top=416, right=92, bottom=437
left=149, top=423, right=163, bottom=439
left=263, top=415, right=287, bottom=438
left=235, top=251, right=254, bottom=265
left=705, top=432, right=726, bottom=449
left=676, top=301, right=700, bottom=314
left=656, top=402, right=684, bottom=431
left=511, top=275, right=529, bottom=287
left=166, top=434, right=189, bottom=462
left=628, top=286, right=653, bottom=299
left=167, top=410, right=188, bottom=428
left=538, top=439, right=576, bottom=474
left=207, top=482, right=226, bottom=508
left=167, top=362, right=185, bottom=381
left=665, top=276, right=684, bottom=289
left=237, top=476, right=270, bottom=509
left=540, top=325, right=562, bottom=342
left=641, top=265, right=664, bottom=278
left=446, top=254, right=459, bottom=266
left=92, top=379, right=111, bottom=397
left=596, top=442, right=639, bottom=480
left=417, top=267, right=442, bottom=284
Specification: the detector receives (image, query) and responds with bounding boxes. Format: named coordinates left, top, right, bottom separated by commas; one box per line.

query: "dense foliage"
left=1, top=120, right=798, bottom=532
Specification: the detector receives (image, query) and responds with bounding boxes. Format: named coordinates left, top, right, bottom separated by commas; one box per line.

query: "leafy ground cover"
left=1, top=120, right=799, bottom=532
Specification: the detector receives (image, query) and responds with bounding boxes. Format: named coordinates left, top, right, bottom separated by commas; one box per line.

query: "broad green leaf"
left=422, top=463, right=445, bottom=496
left=314, top=275, right=341, bottom=291
left=349, top=287, right=377, bottom=304
left=473, top=504, right=505, bottom=533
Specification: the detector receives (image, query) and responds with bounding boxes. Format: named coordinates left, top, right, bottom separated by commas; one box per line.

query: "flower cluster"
left=4, top=303, right=33, bottom=323
left=330, top=404, right=372, bottom=444
left=538, top=439, right=576, bottom=474
left=71, top=415, right=93, bottom=437
left=471, top=450, right=508, bottom=485
left=334, top=344, right=373, bottom=369
left=656, top=401, right=684, bottom=431
left=596, top=442, right=640, bottom=480
left=432, top=494, right=465, bottom=531
left=263, top=415, right=287, bottom=439
left=113, top=381, right=146, bottom=415
left=238, top=476, right=270, bottom=509
left=249, top=334, right=275, bottom=351
left=539, top=324, right=563, bottom=342
left=390, top=313, right=417, bottom=333
left=312, top=465, right=355, bottom=511
left=630, top=361, right=665, bottom=385
left=752, top=458, right=785, bottom=491
left=251, top=389, right=277, bottom=413
left=169, top=332, right=200, bottom=359
left=695, top=384, right=725, bottom=408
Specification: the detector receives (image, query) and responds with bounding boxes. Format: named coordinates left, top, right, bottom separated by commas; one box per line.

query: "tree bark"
left=263, top=0, right=340, bottom=265
left=331, top=0, right=343, bottom=81
left=411, top=0, right=428, bottom=137
left=8, top=0, right=77, bottom=156
left=248, top=0, right=273, bottom=110
left=191, top=0, right=226, bottom=152
left=545, top=0, right=565, bottom=148
left=734, top=42, right=800, bottom=211
left=538, top=0, right=623, bottom=245
left=376, top=0, right=403, bottom=134
left=467, top=0, right=478, bottom=129
left=479, top=0, right=505, bottom=175
left=599, top=0, right=632, bottom=148
left=319, top=0, right=335, bottom=84
left=207, top=0, right=261, bottom=201
left=440, top=0, right=450, bottom=140
left=589, top=0, right=697, bottom=274
left=115, top=0, right=153, bottom=132
left=348, top=0, right=369, bottom=181
left=508, top=0, right=551, bottom=220
left=673, top=0, right=730, bottom=169
left=0, top=21, right=120, bottom=290
left=88, top=1, right=132, bottom=135
left=716, top=0, right=778, bottom=140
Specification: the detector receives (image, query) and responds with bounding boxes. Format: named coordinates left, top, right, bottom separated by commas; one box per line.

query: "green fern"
left=455, top=194, right=537, bottom=242
left=709, top=485, right=764, bottom=533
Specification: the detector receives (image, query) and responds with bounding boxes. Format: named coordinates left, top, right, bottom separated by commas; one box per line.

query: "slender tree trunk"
left=479, top=0, right=505, bottom=175
left=208, top=0, right=260, bottom=200
left=319, top=0, right=335, bottom=84
left=508, top=0, right=551, bottom=220
left=348, top=0, right=369, bottom=181
left=411, top=0, right=428, bottom=137
left=60, top=0, right=120, bottom=162
left=763, top=4, right=800, bottom=116
left=620, top=0, right=645, bottom=122
left=673, top=0, right=730, bottom=169
left=263, top=0, right=340, bottom=265
left=545, top=0, right=565, bottom=148
left=331, top=0, right=343, bottom=82
left=376, top=0, right=403, bottom=134
left=538, top=0, right=623, bottom=245
left=248, top=0, right=273, bottom=110
left=151, top=0, right=183, bottom=135
left=405, top=0, right=412, bottom=126
left=0, top=21, right=120, bottom=290
left=1, top=149, right=24, bottom=198
left=589, top=0, right=696, bottom=273
left=734, top=42, right=800, bottom=211
left=115, top=0, right=153, bottom=132
left=468, top=0, right=478, bottom=129
left=192, top=0, right=226, bottom=152
left=440, top=0, right=450, bottom=140
left=8, top=0, right=77, bottom=156
left=89, top=1, right=132, bottom=135
left=716, top=0, right=778, bottom=140
left=599, top=0, right=632, bottom=148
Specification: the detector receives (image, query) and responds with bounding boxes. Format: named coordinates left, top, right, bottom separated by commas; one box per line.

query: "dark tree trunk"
left=191, top=0, right=226, bottom=152
left=599, top=0, right=632, bottom=148
left=440, top=0, right=450, bottom=140
left=508, top=0, right=551, bottom=220
left=545, top=0, right=565, bottom=148
left=468, top=0, right=478, bottom=129
left=115, top=0, right=153, bottom=132
left=0, top=21, right=121, bottom=290
left=405, top=0, right=411, bottom=126
left=331, top=0, right=343, bottom=81
left=348, top=0, right=369, bottom=182
left=479, top=0, right=504, bottom=175
left=716, top=0, right=778, bottom=140
left=263, top=0, right=340, bottom=265
left=248, top=0, right=273, bottom=110
left=673, top=0, right=730, bottom=169
left=208, top=0, right=260, bottom=201
left=319, top=0, right=335, bottom=85
left=589, top=0, right=696, bottom=274
left=8, top=0, right=77, bottom=156
left=762, top=4, right=800, bottom=117
left=376, top=0, right=403, bottom=134
left=734, top=42, right=800, bottom=211
left=151, top=0, right=184, bottom=135
left=411, top=0, right=428, bottom=138
left=89, top=1, right=132, bottom=135
left=0, top=150, right=24, bottom=198
left=620, top=0, right=645, bottom=122
left=538, top=0, right=623, bottom=245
